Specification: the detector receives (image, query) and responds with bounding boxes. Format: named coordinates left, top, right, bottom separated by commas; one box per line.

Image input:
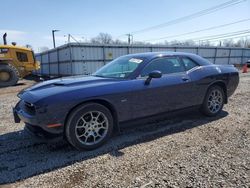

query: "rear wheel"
left=201, top=85, right=225, bottom=116
left=0, top=64, right=19, bottom=87
left=65, top=103, right=114, bottom=150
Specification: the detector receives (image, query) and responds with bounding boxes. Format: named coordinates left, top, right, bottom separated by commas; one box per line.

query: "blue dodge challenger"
left=13, top=52, right=239, bottom=150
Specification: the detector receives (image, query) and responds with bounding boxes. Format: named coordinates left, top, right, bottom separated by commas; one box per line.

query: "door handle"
left=182, top=77, right=189, bottom=81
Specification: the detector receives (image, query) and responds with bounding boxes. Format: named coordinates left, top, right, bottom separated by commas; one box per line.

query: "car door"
left=129, top=56, right=196, bottom=119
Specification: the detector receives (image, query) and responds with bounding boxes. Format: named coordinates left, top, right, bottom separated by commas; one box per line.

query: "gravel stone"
left=0, top=73, right=249, bottom=187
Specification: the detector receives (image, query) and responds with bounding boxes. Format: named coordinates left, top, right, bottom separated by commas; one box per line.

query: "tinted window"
left=141, top=57, right=185, bottom=77
left=182, top=57, right=198, bottom=70
left=16, top=52, right=28, bottom=62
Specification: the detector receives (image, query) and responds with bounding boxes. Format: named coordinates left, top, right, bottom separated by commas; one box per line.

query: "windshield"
left=93, top=56, right=144, bottom=78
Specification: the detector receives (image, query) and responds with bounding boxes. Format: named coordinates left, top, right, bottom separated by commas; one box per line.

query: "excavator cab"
left=0, top=33, right=40, bottom=87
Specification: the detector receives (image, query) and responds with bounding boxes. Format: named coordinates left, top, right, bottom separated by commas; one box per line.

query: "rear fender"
left=206, top=81, right=228, bottom=104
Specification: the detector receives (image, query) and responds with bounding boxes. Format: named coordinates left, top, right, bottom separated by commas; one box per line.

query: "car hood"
left=28, top=75, right=119, bottom=89
left=18, top=75, right=122, bottom=104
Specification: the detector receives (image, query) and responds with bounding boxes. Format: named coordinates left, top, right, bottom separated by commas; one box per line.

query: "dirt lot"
left=0, top=73, right=249, bottom=188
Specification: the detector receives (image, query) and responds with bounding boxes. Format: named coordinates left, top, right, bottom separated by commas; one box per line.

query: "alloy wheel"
left=75, top=111, right=109, bottom=145
left=207, top=89, right=223, bottom=114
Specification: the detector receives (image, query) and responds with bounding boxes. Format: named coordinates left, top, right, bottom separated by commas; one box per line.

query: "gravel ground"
left=0, top=73, right=249, bottom=188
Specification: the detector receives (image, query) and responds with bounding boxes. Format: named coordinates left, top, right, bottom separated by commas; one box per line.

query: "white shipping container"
left=104, top=47, right=127, bottom=60
left=216, top=49, right=230, bottom=57
left=35, top=43, right=249, bottom=76
left=59, top=48, right=71, bottom=62
left=152, top=47, right=175, bottom=52
left=59, top=62, right=72, bottom=75
left=41, top=64, right=49, bottom=75
left=84, top=61, right=105, bottom=75
left=41, top=54, right=49, bottom=64
left=129, top=47, right=152, bottom=54
left=204, top=58, right=215, bottom=63
left=243, top=49, right=250, bottom=57
left=230, top=49, right=242, bottom=57
left=176, top=48, right=197, bottom=54
left=198, top=48, right=216, bottom=58
left=215, top=57, right=229, bottom=64
left=71, top=61, right=87, bottom=75
left=49, top=51, right=58, bottom=63
left=36, top=55, right=42, bottom=62
left=49, top=63, right=59, bottom=75
left=229, top=58, right=242, bottom=64
left=243, top=57, right=249, bottom=63
left=74, top=47, right=103, bottom=60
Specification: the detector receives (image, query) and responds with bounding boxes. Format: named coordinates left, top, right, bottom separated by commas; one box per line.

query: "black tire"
left=0, top=64, right=19, bottom=87
left=201, top=85, right=225, bottom=117
left=65, top=103, right=114, bottom=150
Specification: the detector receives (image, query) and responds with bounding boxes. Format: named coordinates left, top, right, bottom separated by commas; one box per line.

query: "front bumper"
left=13, top=100, right=64, bottom=137
left=24, top=123, right=63, bottom=141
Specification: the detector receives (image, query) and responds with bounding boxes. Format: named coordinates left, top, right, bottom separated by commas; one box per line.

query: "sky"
left=1, top=0, right=250, bottom=52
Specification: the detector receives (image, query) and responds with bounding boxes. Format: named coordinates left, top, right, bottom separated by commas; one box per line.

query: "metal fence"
left=35, top=43, right=250, bottom=76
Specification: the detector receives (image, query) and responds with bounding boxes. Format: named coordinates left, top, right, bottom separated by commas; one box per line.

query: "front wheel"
left=0, top=64, right=19, bottom=87
left=65, top=103, right=113, bottom=150
left=201, top=85, right=225, bottom=117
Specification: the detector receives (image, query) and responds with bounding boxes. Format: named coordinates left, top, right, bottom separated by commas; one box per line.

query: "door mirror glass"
left=148, top=70, right=162, bottom=78
left=145, top=70, right=162, bottom=85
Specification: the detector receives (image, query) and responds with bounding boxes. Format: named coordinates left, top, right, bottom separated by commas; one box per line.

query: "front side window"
left=93, top=56, right=143, bottom=78
left=182, top=57, right=198, bottom=70
left=16, top=52, right=28, bottom=62
left=141, top=57, right=185, bottom=77
left=0, top=48, right=9, bottom=53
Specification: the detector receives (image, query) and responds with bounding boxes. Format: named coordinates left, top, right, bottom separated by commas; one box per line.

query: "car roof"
left=124, top=51, right=211, bottom=65
left=125, top=51, right=194, bottom=59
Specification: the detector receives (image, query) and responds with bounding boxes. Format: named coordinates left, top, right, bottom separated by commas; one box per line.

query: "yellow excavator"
left=0, top=33, right=40, bottom=87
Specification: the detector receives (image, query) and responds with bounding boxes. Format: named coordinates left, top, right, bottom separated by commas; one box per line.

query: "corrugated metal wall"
left=35, top=43, right=250, bottom=76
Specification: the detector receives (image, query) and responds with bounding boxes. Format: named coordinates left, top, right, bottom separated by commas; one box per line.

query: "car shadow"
left=15, top=83, right=26, bottom=86
left=0, top=109, right=228, bottom=184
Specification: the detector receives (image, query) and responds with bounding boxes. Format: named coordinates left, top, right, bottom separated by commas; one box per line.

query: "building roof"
left=0, top=45, right=33, bottom=51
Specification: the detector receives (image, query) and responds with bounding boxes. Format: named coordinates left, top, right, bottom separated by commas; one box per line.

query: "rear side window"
left=141, top=57, right=185, bottom=77
left=182, top=57, right=198, bottom=70
left=16, top=52, right=28, bottom=62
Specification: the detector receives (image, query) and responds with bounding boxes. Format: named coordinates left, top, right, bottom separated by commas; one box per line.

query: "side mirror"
left=145, top=70, right=162, bottom=85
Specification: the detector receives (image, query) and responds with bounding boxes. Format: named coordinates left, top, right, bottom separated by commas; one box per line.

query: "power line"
left=200, top=34, right=250, bottom=42
left=118, top=0, right=246, bottom=37
left=143, top=18, right=250, bottom=42
left=132, top=0, right=246, bottom=34
left=189, top=29, right=250, bottom=41
left=172, top=30, right=250, bottom=44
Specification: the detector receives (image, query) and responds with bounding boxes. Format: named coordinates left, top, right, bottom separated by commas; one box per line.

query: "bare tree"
left=246, top=39, right=250, bottom=48
left=223, top=39, right=234, bottom=47
left=164, top=40, right=169, bottom=45
left=90, top=38, right=101, bottom=44
left=88, top=33, right=250, bottom=48
left=91, top=33, right=113, bottom=44
left=170, top=40, right=181, bottom=46
left=132, top=41, right=147, bottom=45
left=183, top=40, right=195, bottom=46
left=113, top=39, right=126, bottom=45
left=234, top=39, right=244, bottom=47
